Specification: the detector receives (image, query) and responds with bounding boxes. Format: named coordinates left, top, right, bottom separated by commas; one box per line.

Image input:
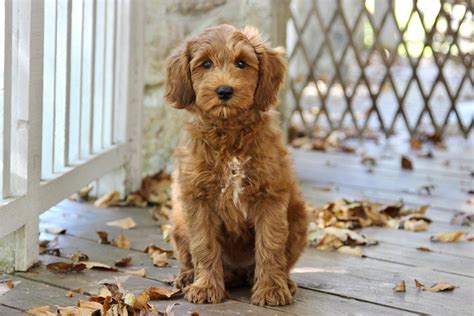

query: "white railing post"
left=124, top=0, right=144, bottom=193
left=0, top=0, right=44, bottom=272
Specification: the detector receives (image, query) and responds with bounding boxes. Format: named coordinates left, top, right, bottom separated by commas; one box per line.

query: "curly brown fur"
left=165, top=24, right=308, bottom=306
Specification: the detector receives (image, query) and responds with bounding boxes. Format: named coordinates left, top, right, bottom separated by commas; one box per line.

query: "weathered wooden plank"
left=292, top=148, right=471, bottom=180
left=0, top=275, right=88, bottom=310
left=293, top=248, right=474, bottom=315
left=0, top=305, right=25, bottom=315
left=294, top=152, right=471, bottom=202
left=344, top=135, right=474, bottom=163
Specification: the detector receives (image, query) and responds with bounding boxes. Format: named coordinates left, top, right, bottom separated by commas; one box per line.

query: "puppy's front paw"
left=174, top=270, right=194, bottom=289
left=251, top=284, right=293, bottom=306
left=288, top=278, right=298, bottom=296
left=184, top=283, right=226, bottom=304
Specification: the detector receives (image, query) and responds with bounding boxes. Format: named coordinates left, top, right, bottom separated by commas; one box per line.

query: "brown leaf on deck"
left=124, top=192, right=148, bottom=208
left=148, top=287, right=181, bottom=300
left=450, top=212, right=474, bottom=227
left=46, top=262, right=86, bottom=273
left=125, top=268, right=146, bottom=277
left=337, top=246, right=364, bottom=257
left=403, top=219, right=429, bottom=232
left=45, top=227, right=66, bottom=235
left=430, top=231, right=467, bottom=243
left=96, top=231, right=110, bottom=244
left=112, top=232, right=130, bottom=249
left=392, top=280, right=406, bottom=292
left=415, top=279, right=424, bottom=289
left=70, top=251, right=89, bottom=262
left=26, top=306, right=52, bottom=315
left=160, top=224, right=172, bottom=242
left=151, top=205, right=171, bottom=221
left=468, top=237, right=474, bottom=242
left=415, top=280, right=458, bottom=292
left=134, top=171, right=172, bottom=205
left=410, top=138, right=423, bottom=150
left=401, top=156, right=413, bottom=170
left=106, top=217, right=137, bottom=230
left=114, top=255, right=132, bottom=267
left=5, top=280, right=14, bottom=289
left=144, top=244, right=173, bottom=257
left=94, top=191, right=121, bottom=208
left=151, top=251, right=169, bottom=267
left=416, top=246, right=432, bottom=252
left=82, top=261, right=118, bottom=272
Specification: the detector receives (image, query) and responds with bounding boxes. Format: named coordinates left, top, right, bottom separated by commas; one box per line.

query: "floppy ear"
left=164, top=42, right=195, bottom=109
left=243, top=26, right=287, bottom=112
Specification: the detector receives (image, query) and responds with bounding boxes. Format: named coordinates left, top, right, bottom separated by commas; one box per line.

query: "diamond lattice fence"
left=286, top=0, right=473, bottom=139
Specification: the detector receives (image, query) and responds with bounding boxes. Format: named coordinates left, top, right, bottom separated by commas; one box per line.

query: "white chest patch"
left=221, top=156, right=251, bottom=215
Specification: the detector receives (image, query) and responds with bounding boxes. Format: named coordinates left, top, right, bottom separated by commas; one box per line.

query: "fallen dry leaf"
left=161, top=224, right=172, bottom=242
left=77, top=300, right=103, bottom=311
left=115, top=256, right=132, bottom=267
left=125, top=192, right=148, bottom=207
left=133, top=290, right=151, bottom=311
left=148, top=287, right=181, bottom=300
left=151, top=251, right=169, bottom=267
left=66, top=290, right=74, bottom=298
left=468, top=237, right=474, bottom=242
left=415, top=280, right=458, bottom=292
left=410, top=138, right=423, bottom=150
left=112, top=232, right=130, bottom=249
left=144, top=244, right=173, bottom=257
left=26, top=306, right=52, bottom=315
left=46, top=262, right=86, bottom=273
left=96, top=230, right=110, bottom=244
left=94, top=191, right=120, bottom=208
left=151, top=205, right=171, bottom=221
left=450, top=212, right=474, bottom=227
left=415, top=279, right=424, bottom=289
left=403, top=219, right=429, bottom=232
left=337, top=246, right=364, bottom=257
left=66, top=288, right=83, bottom=298
left=416, top=246, right=432, bottom=252
left=430, top=231, right=467, bottom=243
left=106, top=217, right=137, bottom=230
left=6, top=280, right=14, bottom=289
left=393, top=280, right=406, bottom=292
left=401, top=156, right=413, bottom=170
left=468, top=198, right=474, bottom=205
left=125, top=268, right=146, bottom=277
left=82, top=261, right=118, bottom=272
left=45, top=227, right=66, bottom=235
left=70, top=251, right=89, bottom=262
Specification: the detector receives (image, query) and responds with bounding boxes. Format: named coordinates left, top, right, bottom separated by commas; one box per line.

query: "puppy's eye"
left=202, top=60, right=212, bottom=69
left=236, top=60, right=246, bottom=69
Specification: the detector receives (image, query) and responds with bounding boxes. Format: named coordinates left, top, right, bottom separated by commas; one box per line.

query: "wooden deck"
left=1, top=136, right=473, bottom=315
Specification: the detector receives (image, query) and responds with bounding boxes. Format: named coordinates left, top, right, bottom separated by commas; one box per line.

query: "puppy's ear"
left=243, top=26, right=287, bottom=112
left=164, top=42, right=195, bottom=109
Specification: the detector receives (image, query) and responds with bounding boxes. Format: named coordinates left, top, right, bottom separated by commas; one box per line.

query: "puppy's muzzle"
left=216, top=85, right=234, bottom=101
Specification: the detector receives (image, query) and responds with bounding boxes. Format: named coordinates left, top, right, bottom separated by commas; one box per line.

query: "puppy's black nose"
left=216, top=85, right=233, bottom=101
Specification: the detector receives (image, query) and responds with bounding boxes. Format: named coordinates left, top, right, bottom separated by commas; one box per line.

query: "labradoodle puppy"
left=165, top=24, right=308, bottom=306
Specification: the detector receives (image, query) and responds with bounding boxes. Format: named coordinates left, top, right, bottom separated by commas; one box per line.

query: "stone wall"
left=143, top=0, right=290, bottom=174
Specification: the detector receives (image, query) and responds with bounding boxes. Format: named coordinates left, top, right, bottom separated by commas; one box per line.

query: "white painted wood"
left=80, top=0, right=95, bottom=159
left=68, top=0, right=84, bottom=164
left=1, top=0, right=44, bottom=271
left=123, top=0, right=144, bottom=192
left=41, top=0, right=56, bottom=180
left=0, top=143, right=129, bottom=240
left=0, top=0, right=144, bottom=272
left=92, top=0, right=106, bottom=153
left=53, top=0, right=71, bottom=173
left=1, top=0, right=12, bottom=198
left=112, top=0, right=125, bottom=144
left=102, top=0, right=115, bottom=148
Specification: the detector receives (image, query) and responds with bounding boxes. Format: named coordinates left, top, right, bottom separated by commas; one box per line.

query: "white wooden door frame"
left=0, top=0, right=144, bottom=272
